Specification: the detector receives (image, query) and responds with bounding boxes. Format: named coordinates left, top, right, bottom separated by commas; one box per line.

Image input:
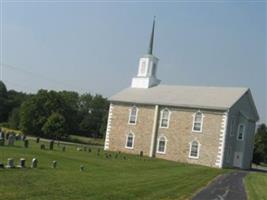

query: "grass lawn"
left=69, top=135, right=104, bottom=146
left=245, top=172, right=267, bottom=200
left=0, top=141, right=225, bottom=200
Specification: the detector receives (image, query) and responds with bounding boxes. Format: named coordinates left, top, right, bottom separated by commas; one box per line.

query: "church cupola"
left=131, top=17, right=161, bottom=88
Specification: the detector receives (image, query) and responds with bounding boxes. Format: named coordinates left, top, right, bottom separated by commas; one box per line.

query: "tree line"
left=0, top=81, right=109, bottom=139
left=253, top=124, right=267, bottom=165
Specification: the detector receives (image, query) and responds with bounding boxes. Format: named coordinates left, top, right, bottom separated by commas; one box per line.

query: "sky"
left=0, top=0, right=266, bottom=123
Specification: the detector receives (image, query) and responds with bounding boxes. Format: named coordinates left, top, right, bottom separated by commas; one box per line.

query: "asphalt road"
left=192, top=171, right=248, bottom=200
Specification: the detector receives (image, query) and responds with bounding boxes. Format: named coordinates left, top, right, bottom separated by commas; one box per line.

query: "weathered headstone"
left=52, top=160, right=57, bottom=168
left=140, top=151, right=143, bottom=157
left=77, top=147, right=82, bottom=151
left=7, top=134, right=15, bottom=146
left=88, top=148, right=91, bottom=153
left=36, top=137, right=40, bottom=143
left=49, top=140, right=54, bottom=150
left=31, top=158, right=38, bottom=168
left=18, top=158, right=26, bottom=168
left=24, top=140, right=29, bottom=148
left=22, top=135, right=26, bottom=141
left=0, top=131, right=4, bottom=146
left=6, top=158, right=15, bottom=168
left=62, top=146, right=66, bottom=152
left=40, top=144, right=45, bottom=150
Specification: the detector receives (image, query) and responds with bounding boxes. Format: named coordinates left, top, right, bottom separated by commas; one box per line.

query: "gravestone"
left=0, top=162, right=4, bottom=169
left=7, top=134, right=15, bottom=146
left=0, top=131, right=4, bottom=146
left=31, top=158, right=38, bottom=168
left=83, top=146, right=87, bottom=151
left=62, top=146, right=66, bottom=152
left=77, top=147, right=82, bottom=151
left=36, top=137, right=40, bottom=143
left=49, top=140, right=54, bottom=150
left=6, top=133, right=9, bottom=140
left=88, top=148, right=91, bottom=153
left=6, top=158, right=15, bottom=168
left=24, top=140, right=29, bottom=148
left=52, top=160, right=57, bottom=168
left=140, top=151, right=143, bottom=157
left=18, top=158, right=26, bottom=168
left=40, top=144, right=45, bottom=150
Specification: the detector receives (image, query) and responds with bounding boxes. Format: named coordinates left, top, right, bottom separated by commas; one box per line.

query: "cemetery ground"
left=245, top=172, right=267, bottom=200
left=0, top=140, right=227, bottom=200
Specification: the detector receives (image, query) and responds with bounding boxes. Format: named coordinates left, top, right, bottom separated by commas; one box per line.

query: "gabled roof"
left=109, top=85, right=249, bottom=110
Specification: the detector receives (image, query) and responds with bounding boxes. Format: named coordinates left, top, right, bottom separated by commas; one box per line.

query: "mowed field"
left=245, top=172, right=267, bottom=200
left=0, top=140, right=225, bottom=200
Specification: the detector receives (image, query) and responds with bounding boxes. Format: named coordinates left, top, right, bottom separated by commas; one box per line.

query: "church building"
left=104, top=19, right=259, bottom=169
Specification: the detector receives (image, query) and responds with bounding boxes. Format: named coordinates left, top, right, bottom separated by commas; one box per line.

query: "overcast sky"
left=0, top=1, right=266, bottom=123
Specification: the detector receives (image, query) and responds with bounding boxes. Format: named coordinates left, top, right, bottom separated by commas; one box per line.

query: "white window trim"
left=188, top=140, right=201, bottom=159
left=159, top=108, right=171, bottom=129
left=192, top=111, right=204, bottom=133
left=236, top=123, right=245, bottom=141
left=128, top=106, right=139, bottom=125
left=125, top=132, right=135, bottom=149
left=156, top=135, right=168, bottom=154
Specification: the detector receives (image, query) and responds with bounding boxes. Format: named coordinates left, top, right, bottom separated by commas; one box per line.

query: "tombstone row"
left=0, top=158, right=38, bottom=169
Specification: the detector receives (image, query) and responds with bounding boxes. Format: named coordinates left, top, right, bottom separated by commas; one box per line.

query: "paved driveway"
left=192, top=171, right=248, bottom=200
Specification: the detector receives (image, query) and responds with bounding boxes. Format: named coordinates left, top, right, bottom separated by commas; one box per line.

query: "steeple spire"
left=148, top=17, right=155, bottom=55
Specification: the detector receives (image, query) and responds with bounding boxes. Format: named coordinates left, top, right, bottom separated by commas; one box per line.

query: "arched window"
left=125, top=132, right=134, bottom=149
left=189, top=141, right=200, bottom=159
left=157, top=136, right=167, bottom=154
left=160, top=108, right=170, bottom=128
left=192, top=111, right=204, bottom=132
left=128, top=106, right=138, bottom=125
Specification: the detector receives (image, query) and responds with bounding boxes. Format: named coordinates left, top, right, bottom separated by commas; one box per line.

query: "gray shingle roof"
left=109, top=85, right=248, bottom=110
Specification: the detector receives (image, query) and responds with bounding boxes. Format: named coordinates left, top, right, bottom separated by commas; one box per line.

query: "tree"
left=78, top=94, right=109, bottom=137
left=19, top=90, right=71, bottom=136
left=42, top=113, right=67, bottom=139
left=0, top=81, right=9, bottom=122
left=8, top=107, right=20, bottom=129
left=253, top=124, right=267, bottom=164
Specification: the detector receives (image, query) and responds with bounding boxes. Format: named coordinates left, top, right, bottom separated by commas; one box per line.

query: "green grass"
left=68, top=135, right=104, bottom=146
left=0, top=141, right=225, bottom=200
left=245, top=172, right=267, bottom=200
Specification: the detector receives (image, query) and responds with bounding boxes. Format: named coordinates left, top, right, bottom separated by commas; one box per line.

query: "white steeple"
left=131, top=18, right=161, bottom=89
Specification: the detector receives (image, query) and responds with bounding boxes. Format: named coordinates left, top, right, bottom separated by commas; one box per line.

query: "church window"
left=157, top=136, right=167, bottom=154
left=237, top=124, right=245, bottom=140
left=189, top=141, right=200, bottom=159
left=128, top=106, right=138, bottom=125
left=125, top=132, right=135, bottom=149
left=160, top=108, right=170, bottom=128
left=192, top=111, right=204, bottom=132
